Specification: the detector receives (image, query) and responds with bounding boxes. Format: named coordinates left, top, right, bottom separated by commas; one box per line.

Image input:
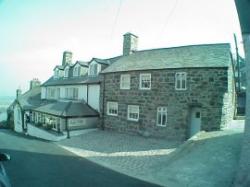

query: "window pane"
left=162, top=114, right=166, bottom=125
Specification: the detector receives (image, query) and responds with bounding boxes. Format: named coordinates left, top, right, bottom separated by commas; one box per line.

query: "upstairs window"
left=140, top=73, right=151, bottom=90
left=127, top=105, right=139, bottom=121
left=77, top=66, right=81, bottom=76
left=54, top=69, right=59, bottom=79
left=89, top=63, right=98, bottom=76
left=107, top=102, right=118, bottom=116
left=73, top=66, right=79, bottom=77
left=65, top=87, right=78, bottom=99
left=156, top=107, right=167, bottom=127
left=72, top=88, right=78, bottom=99
left=64, top=68, right=69, bottom=78
left=47, top=88, right=56, bottom=99
left=120, top=74, right=131, bottom=89
left=175, top=72, right=187, bottom=90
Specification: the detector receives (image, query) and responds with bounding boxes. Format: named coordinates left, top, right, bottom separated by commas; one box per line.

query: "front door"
left=189, top=108, right=201, bottom=137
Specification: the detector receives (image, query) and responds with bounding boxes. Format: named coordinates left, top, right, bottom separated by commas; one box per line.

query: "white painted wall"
left=88, top=85, right=100, bottom=111
left=14, top=105, right=23, bottom=133
left=79, top=85, right=87, bottom=100
left=68, top=117, right=98, bottom=130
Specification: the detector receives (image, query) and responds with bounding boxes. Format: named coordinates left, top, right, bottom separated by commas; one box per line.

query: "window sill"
left=127, top=118, right=139, bottom=122
left=107, top=114, right=118, bottom=117
left=156, top=124, right=167, bottom=127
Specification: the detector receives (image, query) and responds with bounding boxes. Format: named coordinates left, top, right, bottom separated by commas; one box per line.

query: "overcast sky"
left=0, top=0, right=243, bottom=97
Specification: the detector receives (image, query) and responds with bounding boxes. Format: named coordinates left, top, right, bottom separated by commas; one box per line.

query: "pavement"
left=57, top=120, right=245, bottom=187
left=0, top=129, right=160, bottom=187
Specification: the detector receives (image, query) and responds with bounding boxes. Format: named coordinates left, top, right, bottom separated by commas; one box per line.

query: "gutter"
left=101, top=74, right=105, bottom=130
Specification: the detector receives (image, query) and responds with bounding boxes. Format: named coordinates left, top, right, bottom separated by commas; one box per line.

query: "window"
left=56, top=88, right=60, bottom=99
left=78, top=67, right=81, bottom=76
left=157, top=107, right=167, bottom=127
left=73, top=66, right=79, bottom=77
left=107, top=102, right=118, bottom=116
left=127, top=105, right=139, bottom=121
left=140, top=73, right=151, bottom=90
left=64, top=67, right=69, bottom=78
left=54, top=69, right=59, bottom=79
left=72, top=88, right=78, bottom=99
left=175, top=72, right=187, bottom=90
left=89, top=63, right=98, bottom=76
left=65, top=87, right=78, bottom=99
left=120, top=74, right=130, bottom=89
left=47, top=88, right=56, bottom=99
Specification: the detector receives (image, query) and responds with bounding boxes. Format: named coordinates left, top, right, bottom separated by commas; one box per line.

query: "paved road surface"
left=0, top=130, right=160, bottom=187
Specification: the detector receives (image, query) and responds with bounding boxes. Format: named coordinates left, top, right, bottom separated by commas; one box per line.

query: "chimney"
left=16, top=89, right=22, bottom=100
left=123, top=32, right=138, bottom=56
left=30, top=78, right=41, bottom=90
left=62, top=51, right=73, bottom=66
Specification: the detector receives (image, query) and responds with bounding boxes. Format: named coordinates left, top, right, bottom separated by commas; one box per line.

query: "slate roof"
left=42, top=74, right=101, bottom=86
left=102, top=43, right=231, bottom=73
left=33, top=101, right=99, bottom=117
left=17, top=87, right=45, bottom=110
left=15, top=87, right=99, bottom=118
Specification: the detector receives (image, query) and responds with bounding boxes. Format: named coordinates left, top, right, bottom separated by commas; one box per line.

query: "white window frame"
left=127, top=105, right=139, bottom=121
left=107, top=102, right=118, bottom=116
left=175, top=72, right=187, bottom=90
left=140, top=73, right=151, bottom=90
left=120, top=74, right=131, bottom=89
left=156, top=107, right=167, bottom=127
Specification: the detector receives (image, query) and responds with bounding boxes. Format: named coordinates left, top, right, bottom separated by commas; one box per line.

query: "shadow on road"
left=1, top=148, right=161, bottom=187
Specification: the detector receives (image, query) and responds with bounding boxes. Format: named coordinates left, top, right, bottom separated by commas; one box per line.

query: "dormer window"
left=64, top=67, right=69, bottom=78
left=73, top=66, right=81, bottom=77
left=89, top=63, right=98, bottom=76
left=54, top=69, right=59, bottom=79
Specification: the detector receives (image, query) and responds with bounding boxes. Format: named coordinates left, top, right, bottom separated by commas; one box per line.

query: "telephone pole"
left=234, top=33, right=241, bottom=92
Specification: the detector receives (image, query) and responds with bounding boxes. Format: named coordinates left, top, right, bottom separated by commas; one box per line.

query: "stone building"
left=101, top=33, right=235, bottom=140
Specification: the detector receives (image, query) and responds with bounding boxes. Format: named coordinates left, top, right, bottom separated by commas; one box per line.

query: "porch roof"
left=33, top=101, right=99, bottom=118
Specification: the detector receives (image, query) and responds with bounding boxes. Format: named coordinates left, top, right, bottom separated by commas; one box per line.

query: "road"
left=0, top=130, right=160, bottom=187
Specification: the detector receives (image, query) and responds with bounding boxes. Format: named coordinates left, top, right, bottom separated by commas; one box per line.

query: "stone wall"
left=101, top=67, right=234, bottom=140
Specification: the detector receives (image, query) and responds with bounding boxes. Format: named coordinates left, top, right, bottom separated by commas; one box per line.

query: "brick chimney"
left=30, top=78, right=41, bottom=90
left=62, top=51, right=73, bottom=66
left=123, top=32, right=138, bottom=56
left=16, top=88, right=22, bottom=100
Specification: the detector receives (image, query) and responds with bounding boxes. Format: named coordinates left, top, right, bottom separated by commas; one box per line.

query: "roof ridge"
left=133, top=43, right=231, bottom=54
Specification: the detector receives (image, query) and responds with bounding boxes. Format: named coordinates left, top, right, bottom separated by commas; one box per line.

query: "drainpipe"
left=65, top=118, right=70, bottom=138
left=101, top=75, right=105, bottom=130
left=87, top=84, right=89, bottom=104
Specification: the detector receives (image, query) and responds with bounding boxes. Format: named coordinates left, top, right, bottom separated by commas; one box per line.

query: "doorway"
left=189, top=107, right=201, bottom=138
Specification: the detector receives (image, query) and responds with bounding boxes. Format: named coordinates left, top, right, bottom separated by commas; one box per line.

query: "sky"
left=0, top=0, right=243, bottom=97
